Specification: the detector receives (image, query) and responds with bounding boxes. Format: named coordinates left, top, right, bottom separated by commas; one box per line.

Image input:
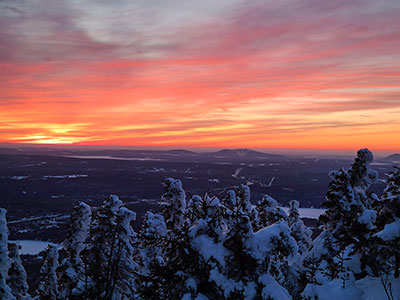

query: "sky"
left=1, top=0, right=400, bottom=152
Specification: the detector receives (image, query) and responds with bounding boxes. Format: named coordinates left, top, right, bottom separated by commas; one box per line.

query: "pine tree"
left=187, top=193, right=225, bottom=238
left=112, top=207, right=138, bottom=299
left=319, top=149, right=378, bottom=261
left=37, top=244, right=59, bottom=300
left=161, top=178, right=187, bottom=230
left=84, top=195, right=137, bottom=300
left=186, top=194, right=225, bottom=299
left=288, top=200, right=312, bottom=255
left=138, top=193, right=223, bottom=300
left=138, top=222, right=202, bottom=300
left=252, top=194, right=287, bottom=231
left=286, top=200, right=312, bottom=297
left=7, top=243, right=30, bottom=300
left=304, top=148, right=379, bottom=289
left=220, top=213, right=258, bottom=298
left=216, top=188, right=296, bottom=299
left=374, top=166, right=400, bottom=277
left=0, top=209, right=15, bottom=300
left=288, top=200, right=300, bottom=228
left=137, top=211, right=167, bottom=276
left=57, top=202, right=91, bottom=299
left=222, top=185, right=253, bottom=217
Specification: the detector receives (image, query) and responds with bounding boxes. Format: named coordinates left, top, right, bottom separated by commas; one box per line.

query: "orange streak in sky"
left=1, top=1, right=400, bottom=151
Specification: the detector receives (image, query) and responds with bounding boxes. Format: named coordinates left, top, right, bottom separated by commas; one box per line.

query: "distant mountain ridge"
left=0, top=147, right=287, bottom=162
left=203, top=148, right=286, bottom=160
left=382, top=153, right=400, bottom=161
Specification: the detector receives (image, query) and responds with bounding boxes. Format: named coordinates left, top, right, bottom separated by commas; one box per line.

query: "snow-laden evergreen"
left=0, top=209, right=15, bottom=300
left=252, top=194, right=287, bottom=231
left=288, top=200, right=312, bottom=256
left=139, top=181, right=299, bottom=299
left=137, top=211, right=167, bottom=276
left=37, top=244, right=59, bottom=300
left=83, top=195, right=138, bottom=300
left=315, top=149, right=378, bottom=275
left=302, top=149, right=392, bottom=299
left=373, top=165, right=400, bottom=278
left=161, top=178, right=187, bottom=230
left=57, top=201, right=91, bottom=299
left=7, top=243, right=30, bottom=300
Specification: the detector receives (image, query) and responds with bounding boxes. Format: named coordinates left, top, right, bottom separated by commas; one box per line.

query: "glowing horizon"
left=1, top=0, right=400, bottom=152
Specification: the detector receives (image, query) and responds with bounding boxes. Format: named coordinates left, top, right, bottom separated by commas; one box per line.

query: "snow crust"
left=247, top=222, right=297, bottom=261
left=191, top=234, right=229, bottom=266
left=375, top=218, right=400, bottom=241
left=303, top=278, right=362, bottom=300
left=259, top=274, right=292, bottom=300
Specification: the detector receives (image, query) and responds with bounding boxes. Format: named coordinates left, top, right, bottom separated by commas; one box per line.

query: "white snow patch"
left=192, top=235, right=229, bottom=266
left=356, top=276, right=400, bottom=300
left=208, top=178, right=220, bottom=183
left=232, top=168, right=242, bottom=179
left=267, top=176, right=275, bottom=187
left=375, top=218, right=400, bottom=241
left=0, top=176, right=30, bottom=180
left=42, top=174, right=88, bottom=179
left=259, top=274, right=291, bottom=300
left=358, top=209, right=376, bottom=230
left=303, top=278, right=362, bottom=300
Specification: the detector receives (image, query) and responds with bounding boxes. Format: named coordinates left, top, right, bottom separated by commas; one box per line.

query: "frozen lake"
left=10, top=240, right=60, bottom=255
left=65, top=155, right=163, bottom=161
left=280, top=207, right=325, bottom=219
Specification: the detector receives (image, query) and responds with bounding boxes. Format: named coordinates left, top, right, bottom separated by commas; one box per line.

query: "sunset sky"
left=1, top=0, right=400, bottom=152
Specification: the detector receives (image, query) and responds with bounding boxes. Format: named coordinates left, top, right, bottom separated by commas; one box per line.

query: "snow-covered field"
left=10, top=240, right=59, bottom=255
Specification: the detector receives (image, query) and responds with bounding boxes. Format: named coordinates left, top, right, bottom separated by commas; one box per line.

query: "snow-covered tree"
left=138, top=221, right=202, bottom=300
left=57, top=201, right=91, bottom=299
left=7, top=243, right=30, bottom=300
left=161, top=178, right=187, bottom=230
left=219, top=212, right=259, bottom=298
left=288, top=200, right=312, bottom=255
left=200, top=188, right=296, bottom=299
left=112, top=206, right=138, bottom=298
left=186, top=194, right=226, bottom=299
left=137, top=211, right=167, bottom=276
left=373, top=166, right=400, bottom=277
left=285, top=200, right=312, bottom=297
left=37, top=244, right=59, bottom=300
left=288, top=200, right=300, bottom=228
left=0, top=209, right=15, bottom=300
left=252, top=194, right=287, bottom=231
left=318, top=149, right=378, bottom=270
left=187, top=193, right=225, bottom=238
left=84, top=195, right=137, bottom=300
left=302, top=149, right=380, bottom=297
left=139, top=193, right=224, bottom=299
left=222, top=185, right=253, bottom=217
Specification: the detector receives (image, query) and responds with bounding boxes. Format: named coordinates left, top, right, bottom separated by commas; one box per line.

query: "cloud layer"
left=1, top=0, right=400, bottom=150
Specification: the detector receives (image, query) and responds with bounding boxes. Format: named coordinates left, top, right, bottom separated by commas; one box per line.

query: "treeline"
left=0, top=149, right=399, bottom=300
